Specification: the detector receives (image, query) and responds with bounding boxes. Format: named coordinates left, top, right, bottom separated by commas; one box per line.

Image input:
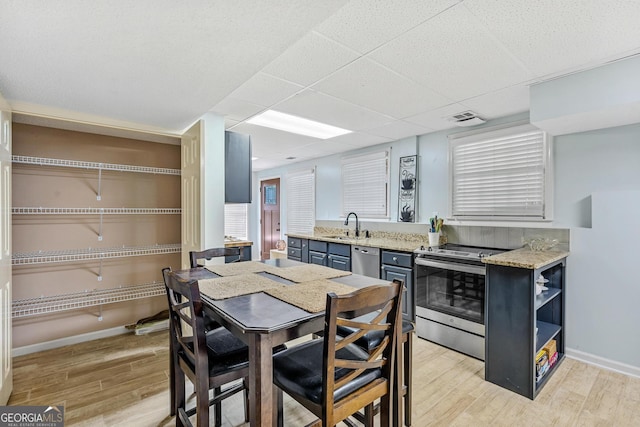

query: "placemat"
left=268, top=264, right=352, bottom=283
left=265, top=279, right=356, bottom=313
left=206, top=261, right=281, bottom=277
left=198, top=273, right=286, bottom=300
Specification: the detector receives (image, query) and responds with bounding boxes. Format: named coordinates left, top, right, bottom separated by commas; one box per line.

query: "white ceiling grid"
left=1, top=1, right=639, bottom=170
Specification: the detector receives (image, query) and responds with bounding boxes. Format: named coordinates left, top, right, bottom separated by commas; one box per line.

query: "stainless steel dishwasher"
left=351, top=245, right=380, bottom=279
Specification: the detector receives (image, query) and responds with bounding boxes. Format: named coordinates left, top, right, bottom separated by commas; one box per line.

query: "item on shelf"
left=535, top=274, right=549, bottom=295
left=276, top=239, right=286, bottom=250
left=543, top=339, right=557, bottom=360
left=548, top=351, right=559, bottom=369
left=535, top=349, right=549, bottom=380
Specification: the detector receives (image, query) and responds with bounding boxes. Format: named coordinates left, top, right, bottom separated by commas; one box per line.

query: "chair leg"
left=272, top=384, right=283, bottom=427
left=364, top=403, right=374, bottom=427
left=243, top=378, right=250, bottom=422
left=213, top=386, right=222, bottom=427
left=169, top=340, right=176, bottom=417
left=174, top=369, right=186, bottom=427
left=404, top=331, right=413, bottom=427
left=379, top=394, right=391, bottom=427
left=196, top=380, right=210, bottom=427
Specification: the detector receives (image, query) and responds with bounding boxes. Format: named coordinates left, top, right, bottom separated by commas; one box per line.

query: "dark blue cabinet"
left=381, top=250, right=414, bottom=321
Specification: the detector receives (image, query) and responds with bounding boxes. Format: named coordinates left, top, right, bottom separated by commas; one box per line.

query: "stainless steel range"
left=414, top=243, right=506, bottom=360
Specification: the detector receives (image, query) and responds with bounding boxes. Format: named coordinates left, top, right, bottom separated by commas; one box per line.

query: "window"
left=224, top=204, right=248, bottom=239
left=449, top=123, right=551, bottom=219
left=341, top=151, right=389, bottom=219
left=287, top=168, right=315, bottom=235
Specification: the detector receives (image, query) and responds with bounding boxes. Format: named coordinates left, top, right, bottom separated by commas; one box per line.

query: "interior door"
left=180, top=120, right=202, bottom=269
left=260, top=178, right=280, bottom=260
left=0, top=97, right=12, bottom=404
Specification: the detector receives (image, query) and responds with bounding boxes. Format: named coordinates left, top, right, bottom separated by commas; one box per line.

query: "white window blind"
left=450, top=123, right=549, bottom=219
left=224, top=204, right=248, bottom=239
left=342, top=151, right=389, bottom=218
left=286, top=168, right=315, bottom=235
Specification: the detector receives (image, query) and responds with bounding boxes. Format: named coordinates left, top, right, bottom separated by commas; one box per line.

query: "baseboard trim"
left=566, top=347, right=640, bottom=379
left=12, top=326, right=131, bottom=357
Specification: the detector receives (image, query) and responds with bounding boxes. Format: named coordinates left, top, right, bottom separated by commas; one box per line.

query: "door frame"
left=259, top=176, right=281, bottom=260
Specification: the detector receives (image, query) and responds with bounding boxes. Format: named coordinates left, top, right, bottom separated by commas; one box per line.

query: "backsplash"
left=314, top=220, right=570, bottom=250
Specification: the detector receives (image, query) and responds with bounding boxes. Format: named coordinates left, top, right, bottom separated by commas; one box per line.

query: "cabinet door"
left=309, top=251, right=328, bottom=266
left=328, top=254, right=351, bottom=271
left=225, top=131, right=251, bottom=203
left=382, top=265, right=414, bottom=321
left=300, top=239, right=309, bottom=263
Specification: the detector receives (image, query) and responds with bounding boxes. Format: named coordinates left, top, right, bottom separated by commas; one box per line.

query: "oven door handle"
left=415, top=258, right=485, bottom=275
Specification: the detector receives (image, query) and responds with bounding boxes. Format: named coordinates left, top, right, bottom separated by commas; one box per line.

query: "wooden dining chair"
left=272, top=279, right=403, bottom=427
left=162, top=267, right=250, bottom=427
left=189, top=247, right=243, bottom=268
left=338, top=317, right=414, bottom=427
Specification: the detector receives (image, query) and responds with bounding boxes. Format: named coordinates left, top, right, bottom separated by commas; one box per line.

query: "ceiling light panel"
left=246, top=110, right=352, bottom=139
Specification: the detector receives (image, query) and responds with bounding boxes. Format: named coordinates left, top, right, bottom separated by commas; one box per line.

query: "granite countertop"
left=224, top=239, right=253, bottom=248
left=286, top=230, right=433, bottom=253
left=482, top=247, right=569, bottom=269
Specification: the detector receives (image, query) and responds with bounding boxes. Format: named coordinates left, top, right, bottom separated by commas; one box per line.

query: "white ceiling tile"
left=369, top=5, right=533, bottom=100
left=312, top=58, right=452, bottom=118
left=231, top=122, right=320, bottom=159
left=0, top=1, right=348, bottom=131
left=210, top=98, right=265, bottom=122
left=405, top=103, right=470, bottom=131
left=365, top=120, right=433, bottom=140
left=227, top=73, right=304, bottom=107
left=274, top=89, right=394, bottom=131
left=262, top=31, right=360, bottom=87
left=464, top=0, right=640, bottom=78
left=461, top=85, right=530, bottom=120
left=316, top=0, right=460, bottom=54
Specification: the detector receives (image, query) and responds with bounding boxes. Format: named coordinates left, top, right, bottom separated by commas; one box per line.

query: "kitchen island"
left=483, top=249, right=569, bottom=399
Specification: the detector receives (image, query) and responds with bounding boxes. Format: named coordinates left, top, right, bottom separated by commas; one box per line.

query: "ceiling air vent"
left=447, top=110, right=486, bottom=127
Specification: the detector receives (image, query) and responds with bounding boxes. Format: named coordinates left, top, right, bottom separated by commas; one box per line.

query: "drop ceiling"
left=1, top=1, right=639, bottom=171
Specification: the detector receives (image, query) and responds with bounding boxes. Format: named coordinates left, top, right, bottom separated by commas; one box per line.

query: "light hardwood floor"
left=9, top=330, right=640, bottom=426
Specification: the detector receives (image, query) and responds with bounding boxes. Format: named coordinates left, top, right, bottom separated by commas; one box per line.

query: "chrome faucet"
left=344, top=212, right=359, bottom=237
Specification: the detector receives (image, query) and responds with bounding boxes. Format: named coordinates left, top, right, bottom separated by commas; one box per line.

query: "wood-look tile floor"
left=9, top=330, right=640, bottom=426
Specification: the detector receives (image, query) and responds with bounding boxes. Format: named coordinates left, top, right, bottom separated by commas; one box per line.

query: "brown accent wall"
left=12, top=123, right=181, bottom=347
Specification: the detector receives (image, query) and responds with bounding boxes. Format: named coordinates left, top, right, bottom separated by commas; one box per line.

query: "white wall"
left=251, top=117, right=640, bottom=373
left=554, top=124, right=640, bottom=370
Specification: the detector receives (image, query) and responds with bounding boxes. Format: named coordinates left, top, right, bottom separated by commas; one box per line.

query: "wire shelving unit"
left=12, top=207, right=181, bottom=215
left=12, top=243, right=181, bottom=265
left=12, top=155, right=181, bottom=175
left=12, top=155, right=181, bottom=200
left=12, top=281, right=166, bottom=319
left=11, top=154, right=181, bottom=320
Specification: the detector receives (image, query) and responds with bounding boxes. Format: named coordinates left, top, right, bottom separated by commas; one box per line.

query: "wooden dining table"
left=170, top=258, right=399, bottom=427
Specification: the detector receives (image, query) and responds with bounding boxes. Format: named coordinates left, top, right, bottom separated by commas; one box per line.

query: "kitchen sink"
left=323, top=235, right=354, bottom=240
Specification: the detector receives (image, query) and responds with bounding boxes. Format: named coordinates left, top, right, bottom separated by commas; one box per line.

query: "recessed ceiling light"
left=251, top=157, right=259, bottom=161
left=246, top=110, right=351, bottom=139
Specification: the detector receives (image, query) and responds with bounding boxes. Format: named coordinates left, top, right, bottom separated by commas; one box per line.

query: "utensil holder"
left=428, top=232, right=440, bottom=246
